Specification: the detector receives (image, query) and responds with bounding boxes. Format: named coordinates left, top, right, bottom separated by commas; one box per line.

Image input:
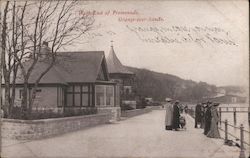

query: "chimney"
left=39, top=41, right=51, bottom=61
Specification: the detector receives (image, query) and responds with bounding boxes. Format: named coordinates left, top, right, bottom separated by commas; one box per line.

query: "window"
left=116, top=85, right=120, bottom=106
left=19, top=90, right=23, bottom=99
left=82, top=93, right=89, bottom=106
left=82, top=86, right=88, bottom=92
left=74, top=93, right=81, bottom=106
left=95, top=85, right=114, bottom=107
left=75, top=86, right=81, bottom=92
left=67, top=86, right=73, bottom=92
left=66, top=93, right=73, bottom=106
left=66, top=86, right=74, bottom=106
left=65, top=85, right=91, bottom=107
left=34, top=89, right=42, bottom=99
left=124, top=86, right=132, bottom=94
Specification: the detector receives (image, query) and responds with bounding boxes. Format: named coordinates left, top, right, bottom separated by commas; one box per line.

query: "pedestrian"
left=204, top=101, right=212, bottom=135
left=1, top=108, right=4, bottom=118
left=179, top=104, right=184, bottom=113
left=207, top=103, right=221, bottom=138
left=172, top=100, right=180, bottom=131
left=200, top=103, right=206, bottom=128
left=165, top=100, right=173, bottom=130
left=194, top=103, right=202, bottom=128
left=179, top=110, right=186, bottom=130
left=184, top=105, right=188, bottom=113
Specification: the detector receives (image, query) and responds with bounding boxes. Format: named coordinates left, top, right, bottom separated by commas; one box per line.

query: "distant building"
left=207, top=87, right=247, bottom=104
left=106, top=44, right=136, bottom=109
left=206, top=94, right=246, bottom=103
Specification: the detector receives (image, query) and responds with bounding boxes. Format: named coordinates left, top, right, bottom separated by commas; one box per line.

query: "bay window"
left=95, top=85, right=114, bottom=107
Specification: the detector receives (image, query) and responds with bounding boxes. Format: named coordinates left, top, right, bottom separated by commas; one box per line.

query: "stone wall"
left=97, top=107, right=121, bottom=121
left=2, top=113, right=111, bottom=140
left=121, top=106, right=156, bottom=118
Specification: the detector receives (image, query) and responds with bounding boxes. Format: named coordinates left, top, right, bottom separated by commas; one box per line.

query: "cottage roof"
left=106, top=46, right=134, bottom=75
left=15, top=51, right=109, bottom=84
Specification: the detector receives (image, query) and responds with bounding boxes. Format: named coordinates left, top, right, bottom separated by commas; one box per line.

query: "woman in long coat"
left=172, top=101, right=180, bottom=130
left=207, top=103, right=220, bottom=138
left=165, top=101, right=173, bottom=130
left=195, top=103, right=202, bottom=128
left=204, top=103, right=212, bottom=135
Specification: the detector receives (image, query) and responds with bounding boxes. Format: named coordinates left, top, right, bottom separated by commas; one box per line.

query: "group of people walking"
left=164, top=99, right=220, bottom=138
left=165, top=100, right=186, bottom=131
left=195, top=101, right=220, bottom=138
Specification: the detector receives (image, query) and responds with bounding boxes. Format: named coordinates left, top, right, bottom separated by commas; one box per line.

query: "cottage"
left=2, top=48, right=121, bottom=120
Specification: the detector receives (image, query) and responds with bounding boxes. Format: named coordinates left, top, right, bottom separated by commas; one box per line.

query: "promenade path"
left=2, top=110, right=242, bottom=158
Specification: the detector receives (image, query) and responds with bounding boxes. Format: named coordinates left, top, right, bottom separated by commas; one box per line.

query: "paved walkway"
left=1, top=110, right=242, bottom=158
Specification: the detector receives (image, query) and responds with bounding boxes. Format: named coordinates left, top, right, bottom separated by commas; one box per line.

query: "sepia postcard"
left=0, top=0, right=249, bottom=158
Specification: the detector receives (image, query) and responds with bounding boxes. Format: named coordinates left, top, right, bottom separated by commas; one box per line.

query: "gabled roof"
left=15, top=51, right=110, bottom=84
left=106, top=46, right=134, bottom=75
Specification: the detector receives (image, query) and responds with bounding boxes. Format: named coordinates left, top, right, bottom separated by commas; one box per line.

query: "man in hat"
left=194, top=103, right=202, bottom=128
left=204, top=101, right=212, bottom=135
left=172, top=100, right=180, bottom=131
left=200, top=102, right=207, bottom=128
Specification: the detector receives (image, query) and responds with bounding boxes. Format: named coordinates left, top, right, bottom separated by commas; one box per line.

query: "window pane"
left=75, top=94, right=81, bottom=106
left=19, top=90, right=23, bottom=99
left=66, top=94, right=73, bottom=106
left=82, top=86, right=88, bottom=92
left=67, top=86, right=73, bottom=92
left=96, top=85, right=105, bottom=106
left=89, top=94, right=92, bottom=106
left=61, top=88, right=63, bottom=106
left=75, top=86, right=81, bottom=93
left=89, top=86, right=93, bottom=92
left=106, top=86, right=114, bottom=106
left=82, top=93, right=88, bottom=106
left=116, top=86, right=120, bottom=106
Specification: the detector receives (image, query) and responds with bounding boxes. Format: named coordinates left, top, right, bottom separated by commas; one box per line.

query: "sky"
left=66, top=0, right=248, bottom=88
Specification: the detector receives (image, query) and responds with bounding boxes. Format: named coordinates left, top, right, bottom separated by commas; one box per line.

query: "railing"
left=219, top=120, right=249, bottom=158
left=218, top=107, right=249, bottom=125
left=187, top=106, right=249, bottom=158
left=218, top=106, right=249, bottom=158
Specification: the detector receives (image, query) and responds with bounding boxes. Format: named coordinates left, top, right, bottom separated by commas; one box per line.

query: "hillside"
left=126, top=66, right=218, bottom=102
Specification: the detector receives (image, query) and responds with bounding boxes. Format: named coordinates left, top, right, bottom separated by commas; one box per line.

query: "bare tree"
left=1, top=0, right=94, bottom=117
left=1, top=1, right=12, bottom=117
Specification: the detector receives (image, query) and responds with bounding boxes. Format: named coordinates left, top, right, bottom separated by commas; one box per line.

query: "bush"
left=63, top=107, right=97, bottom=117
left=9, top=107, right=98, bottom=120
left=121, top=104, right=135, bottom=111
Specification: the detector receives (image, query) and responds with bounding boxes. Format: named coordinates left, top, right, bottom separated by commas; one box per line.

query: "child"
left=179, top=112, right=186, bottom=130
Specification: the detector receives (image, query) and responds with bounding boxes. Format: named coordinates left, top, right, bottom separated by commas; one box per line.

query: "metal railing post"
left=233, top=107, right=236, bottom=125
left=239, top=124, right=246, bottom=158
left=224, top=119, right=228, bottom=144
left=248, top=107, right=250, bottom=126
left=219, top=107, right=222, bottom=125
